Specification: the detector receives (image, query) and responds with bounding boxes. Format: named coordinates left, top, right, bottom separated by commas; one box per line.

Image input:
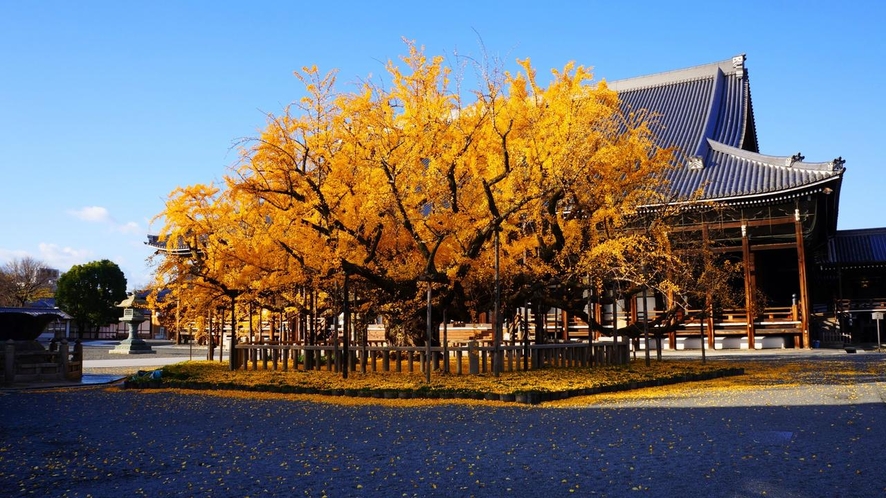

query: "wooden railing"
left=3, top=339, right=82, bottom=384
left=233, top=340, right=629, bottom=374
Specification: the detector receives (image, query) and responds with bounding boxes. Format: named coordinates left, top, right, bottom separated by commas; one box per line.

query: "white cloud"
left=117, top=221, right=141, bottom=234
left=37, top=243, right=93, bottom=271
left=69, top=206, right=111, bottom=223
left=68, top=206, right=141, bottom=235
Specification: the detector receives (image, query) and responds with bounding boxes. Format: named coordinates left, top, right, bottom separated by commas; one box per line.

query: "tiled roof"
left=610, top=55, right=843, bottom=203
left=669, top=139, right=844, bottom=203
left=826, top=229, right=886, bottom=266
left=0, top=307, right=72, bottom=319
left=146, top=234, right=192, bottom=256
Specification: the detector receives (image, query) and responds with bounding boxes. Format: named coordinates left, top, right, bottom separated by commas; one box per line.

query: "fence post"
left=4, top=340, right=15, bottom=383
left=71, top=340, right=83, bottom=380
left=468, top=341, right=479, bottom=375
left=60, top=339, right=69, bottom=378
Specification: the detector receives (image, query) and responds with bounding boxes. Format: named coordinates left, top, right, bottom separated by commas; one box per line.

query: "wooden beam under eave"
left=670, top=215, right=798, bottom=233
left=711, top=242, right=801, bottom=254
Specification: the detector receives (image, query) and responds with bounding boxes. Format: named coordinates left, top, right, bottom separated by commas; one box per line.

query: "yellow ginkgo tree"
left=154, top=42, right=684, bottom=353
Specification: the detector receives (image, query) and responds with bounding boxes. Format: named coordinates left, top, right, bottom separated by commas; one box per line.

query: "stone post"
left=68, top=340, right=83, bottom=380
left=60, top=339, right=69, bottom=376
left=4, top=340, right=15, bottom=383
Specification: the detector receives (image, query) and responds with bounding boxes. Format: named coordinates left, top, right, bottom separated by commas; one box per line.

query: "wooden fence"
left=233, top=340, right=629, bottom=374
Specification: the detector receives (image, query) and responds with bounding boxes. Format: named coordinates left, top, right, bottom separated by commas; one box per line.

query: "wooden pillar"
left=702, top=225, right=715, bottom=349
left=741, top=224, right=757, bottom=348
left=561, top=310, right=569, bottom=342
left=795, top=208, right=810, bottom=348
left=667, top=288, right=677, bottom=350
left=706, top=299, right=715, bottom=349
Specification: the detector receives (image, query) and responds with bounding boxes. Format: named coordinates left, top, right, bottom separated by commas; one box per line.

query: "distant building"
left=817, top=228, right=886, bottom=344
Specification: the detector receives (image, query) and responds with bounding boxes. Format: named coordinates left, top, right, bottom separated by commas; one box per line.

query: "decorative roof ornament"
left=688, top=156, right=704, bottom=170
left=785, top=152, right=805, bottom=167
left=832, top=156, right=846, bottom=170
left=732, top=54, right=746, bottom=79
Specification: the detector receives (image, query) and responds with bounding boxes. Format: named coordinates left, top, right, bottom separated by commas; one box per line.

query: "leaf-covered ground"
left=3, top=355, right=885, bottom=497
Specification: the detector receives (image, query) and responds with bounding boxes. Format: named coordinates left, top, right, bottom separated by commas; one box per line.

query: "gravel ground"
left=2, top=353, right=885, bottom=497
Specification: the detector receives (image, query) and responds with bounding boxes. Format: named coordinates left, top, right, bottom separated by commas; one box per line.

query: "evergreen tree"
left=56, top=259, right=128, bottom=337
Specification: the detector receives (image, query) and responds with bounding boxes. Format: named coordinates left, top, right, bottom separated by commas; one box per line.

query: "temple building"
left=581, top=54, right=846, bottom=349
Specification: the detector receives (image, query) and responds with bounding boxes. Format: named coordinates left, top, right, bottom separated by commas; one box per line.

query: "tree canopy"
left=0, top=257, right=56, bottom=307
left=153, top=43, right=683, bottom=344
left=56, top=259, right=128, bottom=336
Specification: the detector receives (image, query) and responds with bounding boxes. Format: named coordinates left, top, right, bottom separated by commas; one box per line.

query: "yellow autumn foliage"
left=153, top=41, right=683, bottom=344
left=158, top=359, right=731, bottom=396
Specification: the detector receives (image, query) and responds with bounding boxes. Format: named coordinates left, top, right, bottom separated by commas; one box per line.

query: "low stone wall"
left=2, top=339, right=82, bottom=384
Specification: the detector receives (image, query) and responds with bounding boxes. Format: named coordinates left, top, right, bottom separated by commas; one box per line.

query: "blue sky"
left=1, top=1, right=883, bottom=289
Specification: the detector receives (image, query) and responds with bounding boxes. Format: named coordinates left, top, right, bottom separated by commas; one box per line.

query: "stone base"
left=109, top=339, right=156, bottom=355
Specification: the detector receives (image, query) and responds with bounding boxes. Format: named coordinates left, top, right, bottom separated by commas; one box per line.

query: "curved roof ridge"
left=706, top=139, right=842, bottom=173
left=607, top=55, right=745, bottom=93
left=740, top=74, right=759, bottom=152
left=693, top=66, right=725, bottom=158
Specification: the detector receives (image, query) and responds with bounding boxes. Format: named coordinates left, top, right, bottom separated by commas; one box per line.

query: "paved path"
left=1, top=353, right=884, bottom=497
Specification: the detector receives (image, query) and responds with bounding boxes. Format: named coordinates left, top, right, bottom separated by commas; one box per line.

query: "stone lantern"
left=109, top=294, right=156, bottom=355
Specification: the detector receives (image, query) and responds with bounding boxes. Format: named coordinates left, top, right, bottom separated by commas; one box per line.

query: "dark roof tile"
left=827, top=229, right=886, bottom=265
left=610, top=55, right=843, bottom=203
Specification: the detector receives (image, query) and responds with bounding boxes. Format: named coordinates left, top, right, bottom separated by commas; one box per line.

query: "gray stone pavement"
left=1, top=348, right=884, bottom=497
left=79, top=339, right=224, bottom=370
